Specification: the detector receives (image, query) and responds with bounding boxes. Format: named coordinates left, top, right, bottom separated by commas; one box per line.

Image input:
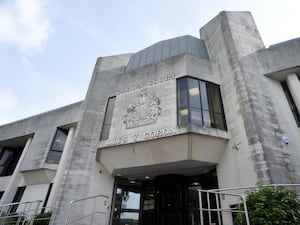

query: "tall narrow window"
left=100, top=97, right=116, bottom=140
left=11, top=186, right=26, bottom=213
left=281, top=82, right=300, bottom=126
left=0, top=148, right=22, bottom=176
left=46, top=128, right=68, bottom=164
left=177, top=77, right=226, bottom=130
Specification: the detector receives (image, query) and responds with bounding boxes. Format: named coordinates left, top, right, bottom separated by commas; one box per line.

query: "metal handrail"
left=208, top=183, right=300, bottom=192
left=64, top=194, right=109, bottom=225
left=0, top=200, right=42, bottom=225
left=197, top=184, right=300, bottom=225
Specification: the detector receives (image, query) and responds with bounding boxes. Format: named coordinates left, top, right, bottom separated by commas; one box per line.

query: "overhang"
left=97, top=133, right=228, bottom=179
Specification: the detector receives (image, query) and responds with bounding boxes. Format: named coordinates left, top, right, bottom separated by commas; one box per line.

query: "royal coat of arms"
left=124, top=92, right=161, bottom=129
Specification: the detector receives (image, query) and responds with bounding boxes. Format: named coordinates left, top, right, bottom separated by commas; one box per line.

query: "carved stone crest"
left=124, top=91, right=161, bottom=129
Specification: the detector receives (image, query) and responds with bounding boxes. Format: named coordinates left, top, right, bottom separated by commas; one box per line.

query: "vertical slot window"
left=100, top=97, right=116, bottom=140
left=46, top=128, right=69, bottom=164
left=11, top=186, right=26, bottom=213
left=282, top=82, right=300, bottom=126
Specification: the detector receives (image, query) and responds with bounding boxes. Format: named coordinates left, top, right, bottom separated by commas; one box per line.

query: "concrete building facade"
left=0, top=11, right=299, bottom=225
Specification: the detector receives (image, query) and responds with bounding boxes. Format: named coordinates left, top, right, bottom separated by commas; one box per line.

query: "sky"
left=0, top=0, right=300, bottom=125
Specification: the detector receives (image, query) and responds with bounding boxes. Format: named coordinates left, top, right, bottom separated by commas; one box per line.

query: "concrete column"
left=0, top=136, right=33, bottom=205
left=46, top=126, right=76, bottom=209
left=286, top=73, right=300, bottom=113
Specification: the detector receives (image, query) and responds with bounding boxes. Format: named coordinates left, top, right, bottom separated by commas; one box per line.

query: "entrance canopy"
left=97, top=133, right=228, bottom=179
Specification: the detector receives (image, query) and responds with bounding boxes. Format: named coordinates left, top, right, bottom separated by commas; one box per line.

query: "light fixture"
left=129, top=180, right=136, bottom=184
left=145, top=176, right=150, bottom=180
left=180, top=109, right=188, bottom=116
left=191, top=182, right=201, bottom=186
left=116, top=173, right=122, bottom=177
left=189, top=87, right=200, bottom=96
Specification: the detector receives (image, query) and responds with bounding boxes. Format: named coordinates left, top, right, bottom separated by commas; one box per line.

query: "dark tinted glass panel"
left=46, top=151, right=62, bottom=164
left=0, top=148, right=22, bottom=176
left=188, top=78, right=201, bottom=108
left=213, top=113, right=225, bottom=130
left=202, top=110, right=211, bottom=127
left=208, top=84, right=222, bottom=113
left=179, top=109, right=189, bottom=125
left=104, top=97, right=116, bottom=125
left=0, top=191, right=4, bottom=200
left=100, top=97, right=116, bottom=140
left=0, top=150, right=13, bottom=165
left=100, top=125, right=110, bottom=141
left=177, top=77, right=226, bottom=130
left=47, top=151, right=62, bottom=163
left=46, top=128, right=68, bottom=164
left=51, top=129, right=68, bottom=151
left=200, top=81, right=209, bottom=110
left=190, top=108, right=202, bottom=125
left=177, top=78, right=188, bottom=109
left=11, top=186, right=26, bottom=213
left=281, top=82, right=300, bottom=126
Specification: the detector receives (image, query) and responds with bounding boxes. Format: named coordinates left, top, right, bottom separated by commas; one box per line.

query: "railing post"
left=28, top=201, right=42, bottom=225
left=198, top=190, right=204, bottom=225
left=64, top=200, right=74, bottom=225
left=206, top=192, right=211, bottom=225
left=241, top=195, right=250, bottom=225
left=215, top=192, right=221, bottom=225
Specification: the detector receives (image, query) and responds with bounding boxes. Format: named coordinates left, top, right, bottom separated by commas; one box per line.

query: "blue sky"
left=0, top=0, right=300, bottom=125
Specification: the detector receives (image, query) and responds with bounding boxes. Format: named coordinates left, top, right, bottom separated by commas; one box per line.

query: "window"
left=0, top=191, right=4, bottom=200
left=100, top=97, right=116, bottom=140
left=281, top=82, right=300, bottom=126
left=46, top=128, right=69, bottom=164
left=41, top=183, right=53, bottom=214
left=0, top=148, right=22, bottom=176
left=177, top=77, right=226, bottom=130
left=11, top=186, right=26, bottom=213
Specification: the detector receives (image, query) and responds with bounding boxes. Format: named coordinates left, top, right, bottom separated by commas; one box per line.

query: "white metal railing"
left=198, top=189, right=250, bottom=225
left=0, top=200, right=42, bottom=225
left=197, top=183, right=300, bottom=225
left=64, top=194, right=109, bottom=225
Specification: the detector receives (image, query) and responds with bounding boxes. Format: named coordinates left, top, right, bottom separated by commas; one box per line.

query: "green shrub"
left=235, top=186, right=300, bottom=225
left=33, top=211, right=52, bottom=225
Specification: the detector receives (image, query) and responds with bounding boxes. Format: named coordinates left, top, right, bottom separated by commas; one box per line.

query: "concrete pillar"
left=46, top=126, right=76, bottom=209
left=286, top=73, right=300, bottom=113
left=0, top=136, right=33, bottom=205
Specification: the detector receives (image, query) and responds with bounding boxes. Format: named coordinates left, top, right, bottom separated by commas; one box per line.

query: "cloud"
left=0, top=0, right=52, bottom=54
left=0, top=88, right=18, bottom=125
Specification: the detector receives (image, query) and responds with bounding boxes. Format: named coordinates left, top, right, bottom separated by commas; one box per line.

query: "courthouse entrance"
left=111, top=169, right=219, bottom=225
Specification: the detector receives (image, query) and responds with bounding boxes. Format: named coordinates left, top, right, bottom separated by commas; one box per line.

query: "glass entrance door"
left=155, top=175, right=188, bottom=225
left=111, top=169, right=218, bottom=225
left=113, top=186, right=142, bottom=225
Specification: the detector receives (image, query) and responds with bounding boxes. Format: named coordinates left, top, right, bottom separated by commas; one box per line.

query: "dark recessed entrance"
left=111, top=169, right=218, bottom=225
left=155, top=174, right=187, bottom=225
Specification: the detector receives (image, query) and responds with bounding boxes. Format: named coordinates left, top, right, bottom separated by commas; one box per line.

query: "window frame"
left=45, top=128, right=69, bottom=164
left=177, top=76, right=227, bottom=130
left=0, top=148, right=22, bottom=177
left=100, top=96, right=116, bottom=141
left=281, top=81, right=300, bottom=127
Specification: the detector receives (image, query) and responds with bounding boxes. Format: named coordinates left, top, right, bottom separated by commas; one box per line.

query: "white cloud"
left=0, top=88, right=18, bottom=125
left=0, top=0, right=52, bottom=54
